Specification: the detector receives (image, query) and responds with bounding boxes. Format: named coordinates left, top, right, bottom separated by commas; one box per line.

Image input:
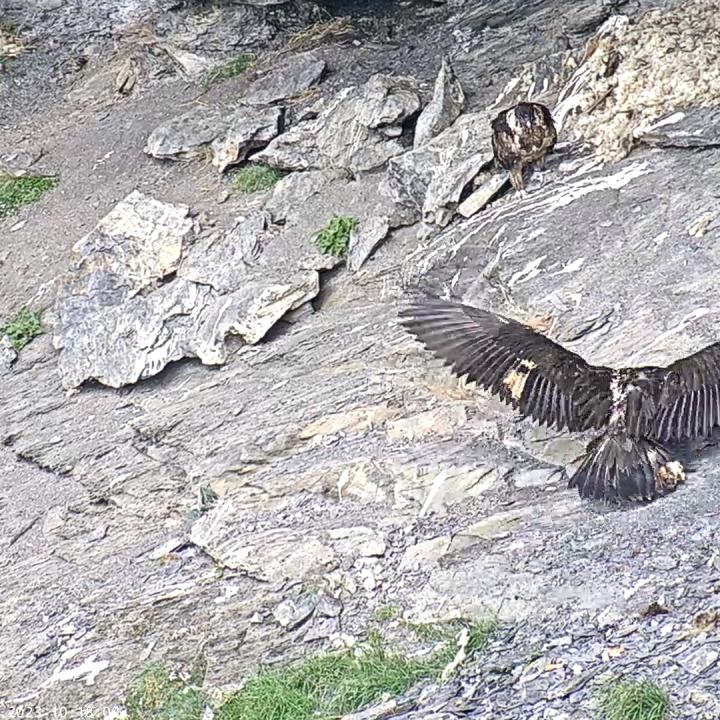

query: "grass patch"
left=206, top=53, right=255, bottom=86
left=0, top=174, right=57, bottom=218
left=125, top=664, right=207, bottom=720
left=374, top=605, right=401, bottom=622
left=231, top=164, right=283, bottom=194
left=216, top=619, right=496, bottom=720
left=285, top=18, right=353, bottom=53
left=599, top=678, right=670, bottom=720
left=314, top=215, right=359, bottom=258
left=1, top=308, right=42, bottom=351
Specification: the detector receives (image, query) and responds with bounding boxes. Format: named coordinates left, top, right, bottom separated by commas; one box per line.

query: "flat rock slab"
left=53, top=192, right=320, bottom=388
left=144, top=107, right=226, bottom=159
left=244, top=51, right=326, bottom=106
left=145, top=104, right=283, bottom=169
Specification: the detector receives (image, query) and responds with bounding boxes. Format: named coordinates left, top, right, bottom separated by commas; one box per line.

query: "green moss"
left=207, top=53, right=256, bottom=86
left=599, top=678, right=670, bottom=720
left=125, top=665, right=207, bottom=720
left=231, top=164, right=283, bottom=193
left=374, top=605, right=401, bottom=622
left=314, top=215, right=359, bottom=258
left=0, top=308, right=42, bottom=351
left=0, top=174, right=57, bottom=218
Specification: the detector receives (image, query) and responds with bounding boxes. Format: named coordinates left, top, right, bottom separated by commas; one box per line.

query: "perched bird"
left=398, top=296, right=720, bottom=503
left=491, top=102, right=557, bottom=191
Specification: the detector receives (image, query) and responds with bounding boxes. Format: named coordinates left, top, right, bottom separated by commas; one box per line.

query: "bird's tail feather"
left=569, top=433, right=684, bottom=502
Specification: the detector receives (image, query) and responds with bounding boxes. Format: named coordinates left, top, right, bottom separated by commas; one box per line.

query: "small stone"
left=0, top=336, right=17, bottom=371
left=360, top=567, right=377, bottom=592
left=347, top=216, right=391, bottom=273
left=514, top=467, right=560, bottom=489
left=273, top=595, right=317, bottom=630
left=327, top=527, right=387, bottom=559
left=316, top=594, right=343, bottom=618
left=682, top=648, right=719, bottom=675
left=42, top=506, right=67, bottom=535
left=650, top=555, right=678, bottom=571
left=457, top=173, right=507, bottom=218
left=400, top=535, right=451, bottom=568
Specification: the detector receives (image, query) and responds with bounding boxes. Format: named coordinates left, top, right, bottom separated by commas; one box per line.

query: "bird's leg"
left=509, top=163, right=525, bottom=192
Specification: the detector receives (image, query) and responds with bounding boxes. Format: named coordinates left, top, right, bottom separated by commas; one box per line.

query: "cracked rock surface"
left=2, top=0, right=720, bottom=719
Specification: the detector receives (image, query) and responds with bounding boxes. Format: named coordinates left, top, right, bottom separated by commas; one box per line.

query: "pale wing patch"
left=503, top=359, right=537, bottom=400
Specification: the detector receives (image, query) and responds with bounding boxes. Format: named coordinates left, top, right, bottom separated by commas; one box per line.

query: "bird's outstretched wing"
left=654, top=341, right=720, bottom=441
left=398, top=296, right=613, bottom=433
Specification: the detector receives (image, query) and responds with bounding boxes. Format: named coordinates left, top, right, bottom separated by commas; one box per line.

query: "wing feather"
left=399, top=296, right=613, bottom=432
left=655, top=341, right=720, bottom=441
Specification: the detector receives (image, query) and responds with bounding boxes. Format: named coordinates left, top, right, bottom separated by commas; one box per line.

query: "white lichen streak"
left=509, top=255, right=547, bottom=287
left=40, top=648, right=110, bottom=688
left=414, top=160, right=652, bottom=277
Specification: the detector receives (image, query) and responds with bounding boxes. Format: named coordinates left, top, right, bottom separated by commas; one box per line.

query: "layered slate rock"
left=210, top=105, right=284, bottom=171
left=144, top=107, right=226, bottom=159
left=413, top=56, right=465, bottom=149
left=254, top=73, right=422, bottom=173
left=382, top=112, right=494, bottom=227
left=52, top=192, right=319, bottom=388
left=145, top=105, right=283, bottom=170
left=243, top=51, right=326, bottom=106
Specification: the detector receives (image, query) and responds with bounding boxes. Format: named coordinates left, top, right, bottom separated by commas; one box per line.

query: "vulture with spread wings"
left=399, top=296, right=720, bottom=503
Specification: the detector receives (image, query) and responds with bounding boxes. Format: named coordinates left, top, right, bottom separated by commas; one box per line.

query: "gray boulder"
left=413, top=56, right=465, bottom=149
left=254, top=73, right=422, bottom=173
left=382, top=112, right=494, bottom=226
left=144, top=107, right=226, bottom=160
left=244, top=52, right=326, bottom=106
left=210, top=105, right=283, bottom=172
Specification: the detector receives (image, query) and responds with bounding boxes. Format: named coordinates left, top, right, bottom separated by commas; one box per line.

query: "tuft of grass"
left=231, top=164, right=283, bottom=194
left=125, top=664, right=207, bottom=720
left=207, top=53, right=255, bottom=86
left=1, top=308, right=42, bottom=351
left=218, top=645, right=437, bottom=720
left=0, top=174, right=57, bottom=218
left=599, top=678, right=670, bottom=720
left=314, top=215, right=358, bottom=258
left=374, top=605, right=401, bottom=622
left=406, top=617, right=497, bottom=654
left=285, top=18, right=353, bottom=53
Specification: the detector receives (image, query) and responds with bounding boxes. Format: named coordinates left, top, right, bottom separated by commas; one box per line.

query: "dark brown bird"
left=398, top=296, right=720, bottom=503
left=491, top=102, right=557, bottom=191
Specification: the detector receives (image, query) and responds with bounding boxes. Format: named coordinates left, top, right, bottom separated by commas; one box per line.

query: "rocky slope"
left=2, top=0, right=720, bottom=718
